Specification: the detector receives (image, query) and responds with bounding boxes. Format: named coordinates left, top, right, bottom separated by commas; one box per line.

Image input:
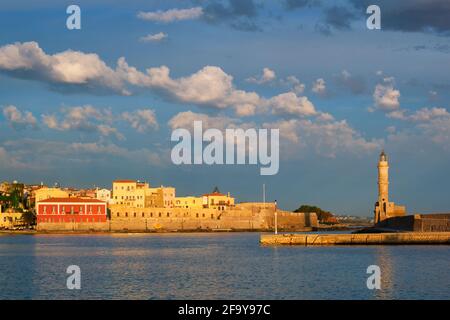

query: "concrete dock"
left=260, top=232, right=450, bottom=246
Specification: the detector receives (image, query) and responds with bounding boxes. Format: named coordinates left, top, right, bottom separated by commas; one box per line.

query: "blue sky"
left=1, top=0, right=449, bottom=216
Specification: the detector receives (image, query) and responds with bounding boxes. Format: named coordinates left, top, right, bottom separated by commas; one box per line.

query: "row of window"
left=39, top=217, right=103, bottom=223
left=41, top=205, right=103, bottom=214
left=114, top=212, right=218, bottom=219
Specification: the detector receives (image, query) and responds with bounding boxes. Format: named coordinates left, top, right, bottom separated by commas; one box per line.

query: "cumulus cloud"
left=122, top=109, right=159, bottom=133
left=0, top=41, right=127, bottom=95
left=2, top=105, right=37, bottom=129
left=246, top=68, right=276, bottom=84
left=168, top=111, right=238, bottom=132
left=264, top=118, right=382, bottom=158
left=0, top=42, right=325, bottom=120
left=267, top=92, right=316, bottom=117
left=137, top=7, right=203, bottom=23
left=139, top=32, right=168, bottom=42
left=41, top=105, right=123, bottom=140
left=282, top=75, right=305, bottom=95
left=373, top=77, right=401, bottom=111
left=312, top=78, right=326, bottom=96
left=116, top=58, right=261, bottom=116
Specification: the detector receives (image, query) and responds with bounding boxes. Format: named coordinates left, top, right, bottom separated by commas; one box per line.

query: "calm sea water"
left=0, top=233, right=448, bottom=300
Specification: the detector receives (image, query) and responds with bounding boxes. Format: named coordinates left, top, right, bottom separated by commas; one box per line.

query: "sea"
left=0, top=232, right=448, bottom=299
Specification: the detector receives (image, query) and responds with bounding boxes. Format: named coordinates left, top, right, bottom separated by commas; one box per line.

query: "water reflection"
left=0, top=234, right=448, bottom=299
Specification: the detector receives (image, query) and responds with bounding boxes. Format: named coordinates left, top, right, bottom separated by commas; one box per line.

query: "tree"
left=294, top=205, right=334, bottom=222
left=21, top=211, right=36, bottom=227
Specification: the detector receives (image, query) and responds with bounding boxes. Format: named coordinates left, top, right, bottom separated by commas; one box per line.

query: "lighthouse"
left=374, top=151, right=406, bottom=224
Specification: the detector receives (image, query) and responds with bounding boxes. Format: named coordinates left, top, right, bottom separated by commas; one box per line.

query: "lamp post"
left=274, top=200, right=278, bottom=235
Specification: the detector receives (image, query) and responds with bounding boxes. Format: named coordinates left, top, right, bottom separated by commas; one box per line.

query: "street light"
left=274, top=199, right=278, bottom=235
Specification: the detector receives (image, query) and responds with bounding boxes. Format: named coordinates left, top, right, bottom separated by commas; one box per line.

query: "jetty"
left=260, top=232, right=450, bottom=246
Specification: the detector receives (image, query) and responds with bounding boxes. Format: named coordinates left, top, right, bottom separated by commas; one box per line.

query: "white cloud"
left=41, top=105, right=123, bottom=140
left=0, top=42, right=328, bottom=120
left=122, top=109, right=159, bottom=133
left=0, top=41, right=127, bottom=94
left=282, top=75, right=305, bottom=94
left=373, top=77, right=400, bottom=111
left=137, top=7, right=203, bottom=23
left=139, top=32, right=168, bottom=42
left=246, top=67, right=276, bottom=84
left=264, top=118, right=382, bottom=158
left=267, top=92, right=317, bottom=117
left=2, top=105, right=37, bottom=129
left=168, top=111, right=238, bottom=131
left=312, top=78, right=326, bottom=96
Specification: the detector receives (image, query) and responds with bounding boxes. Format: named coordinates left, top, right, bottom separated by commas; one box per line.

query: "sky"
left=0, top=0, right=449, bottom=216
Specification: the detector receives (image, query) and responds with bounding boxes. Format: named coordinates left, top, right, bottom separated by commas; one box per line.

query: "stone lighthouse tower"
left=374, top=150, right=406, bottom=224
left=376, top=151, right=389, bottom=222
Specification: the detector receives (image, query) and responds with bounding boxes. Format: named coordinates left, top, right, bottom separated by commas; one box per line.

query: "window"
left=70, top=206, right=74, bottom=214
left=196, top=213, right=199, bottom=218
left=43, top=206, right=47, bottom=214
left=134, top=212, right=136, bottom=217
left=125, top=212, right=128, bottom=217
left=117, top=212, right=120, bottom=217
left=142, top=212, right=144, bottom=217
left=159, top=212, right=162, bottom=217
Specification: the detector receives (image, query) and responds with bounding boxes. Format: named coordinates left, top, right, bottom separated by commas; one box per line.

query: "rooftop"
left=38, top=197, right=106, bottom=203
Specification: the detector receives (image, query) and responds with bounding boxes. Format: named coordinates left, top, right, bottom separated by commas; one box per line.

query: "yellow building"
left=112, top=180, right=175, bottom=208
left=112, top=180, right=146, bottom=207
left=174, top=196, right=204, bottom=209
left=203, top=191, right=235, bottom=210
left=33, top=187, right=69, bottom=209
left=0, top=206, right=23, bottom=229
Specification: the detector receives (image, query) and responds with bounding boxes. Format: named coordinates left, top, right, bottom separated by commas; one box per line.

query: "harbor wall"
left=37, top=203, right=318, bottom=232
left=261, top=232, right=450, bottom=246
left=376, top=214, right=450, bottom=232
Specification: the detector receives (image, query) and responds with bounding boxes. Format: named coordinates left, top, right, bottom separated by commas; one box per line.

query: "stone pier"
left=260, top=232, right=450, bottom=246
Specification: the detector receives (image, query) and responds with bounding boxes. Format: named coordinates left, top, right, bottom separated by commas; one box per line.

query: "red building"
left=36, top=197, right=107, bottom=224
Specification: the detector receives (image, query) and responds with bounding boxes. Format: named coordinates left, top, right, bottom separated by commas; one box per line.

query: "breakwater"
left=260, top=232, right=450, bottom=246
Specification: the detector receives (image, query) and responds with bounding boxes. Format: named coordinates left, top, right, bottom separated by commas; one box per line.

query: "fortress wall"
left=36, top=204, right=317, bottom=232
left=376, top=213, right=450, bottom=232
left=37, top=222, right=109, bottom=231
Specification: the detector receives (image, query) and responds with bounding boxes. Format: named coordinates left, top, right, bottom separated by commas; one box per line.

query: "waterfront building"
left=0, top=211, right=23, bottom=229
left=174, top=196, right=204, bottom=209
left=112, top=180, right=175, bottom=208
left=36, top=197, right=107, bottom=223
left=96, top=188, right=113, bottom=204
left=202, top=189, right=235, bottom=210
left=33, top=187, right=69, bottom=209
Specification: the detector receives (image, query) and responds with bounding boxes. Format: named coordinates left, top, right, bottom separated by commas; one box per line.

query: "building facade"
left=33, top=187, right=69, bottom=209
left=36, top=197, right=107, bottom=224
left=112, top=180, right=175, bottom=208
left=96, top=188, right=112, bottom=204
left=202, top=191, right=235, bottom=210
